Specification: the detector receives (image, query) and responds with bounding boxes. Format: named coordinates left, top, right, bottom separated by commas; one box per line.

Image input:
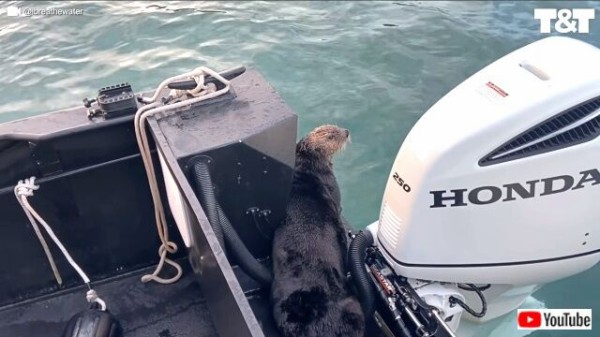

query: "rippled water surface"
left=1, top=1, right=600, bottom=336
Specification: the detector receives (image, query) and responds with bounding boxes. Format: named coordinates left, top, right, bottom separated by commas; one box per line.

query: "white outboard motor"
left=362, top=36, right=600, bottom=335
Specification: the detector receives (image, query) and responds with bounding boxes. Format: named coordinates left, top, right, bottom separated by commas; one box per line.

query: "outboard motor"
left=352, top=36, right=600, bottom=336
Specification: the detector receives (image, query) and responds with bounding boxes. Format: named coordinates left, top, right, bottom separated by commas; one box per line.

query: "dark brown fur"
left=271, top=125, right=364, bottom=337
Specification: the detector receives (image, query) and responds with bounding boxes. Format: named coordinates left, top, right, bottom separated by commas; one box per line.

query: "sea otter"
left=271, top=125, right=364, bottom=337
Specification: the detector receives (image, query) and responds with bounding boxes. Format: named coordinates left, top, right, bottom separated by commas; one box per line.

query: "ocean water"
left=1, top=1, right=599, bottom=336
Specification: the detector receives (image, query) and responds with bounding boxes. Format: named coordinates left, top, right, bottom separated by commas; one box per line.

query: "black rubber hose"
left=348, top=230, right=376, bottom=319
left=190, top=157, right=273, bottom=286
left=216, top=203, right=273, bottom=286
left=191, top=157, right=227, bottom=255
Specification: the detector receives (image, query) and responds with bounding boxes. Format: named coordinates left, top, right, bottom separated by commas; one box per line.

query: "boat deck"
left=0, top=261, right=218, bottom=337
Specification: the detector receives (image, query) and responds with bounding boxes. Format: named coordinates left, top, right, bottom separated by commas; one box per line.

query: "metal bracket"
left=29, top=142, right=63, bottom=177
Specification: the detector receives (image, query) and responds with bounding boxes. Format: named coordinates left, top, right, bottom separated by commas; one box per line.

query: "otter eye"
left=327, top=134, right=335, bottom=140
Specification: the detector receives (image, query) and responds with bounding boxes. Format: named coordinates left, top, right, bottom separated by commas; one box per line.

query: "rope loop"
left=15, top=177, right=39, bottom=197
left=140, top=243, right=183, bottom=284
left=86, top=289, right=107, bottom=311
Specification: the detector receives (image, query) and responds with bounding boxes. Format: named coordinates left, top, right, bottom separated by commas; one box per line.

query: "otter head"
left=297, top=124, right=350, bottom=160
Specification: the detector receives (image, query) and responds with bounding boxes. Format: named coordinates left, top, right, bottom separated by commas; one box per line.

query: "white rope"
left=14, top=179, right=63, bottom=285
left=14, top=177, right=107, bottom=310
left=86, top=289, right=107, bottom=311
left=135, top=66, right=230, bottom=284
left=138, top=67, right=225, bottom=104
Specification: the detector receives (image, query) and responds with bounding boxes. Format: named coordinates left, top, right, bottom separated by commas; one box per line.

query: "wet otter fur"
left=271, top=125, right=365, bottom=337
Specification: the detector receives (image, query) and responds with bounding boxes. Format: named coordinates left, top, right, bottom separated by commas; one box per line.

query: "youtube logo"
left=518, top=311, right=542, bottom=329
left=517, top=309, right=592, bottom=330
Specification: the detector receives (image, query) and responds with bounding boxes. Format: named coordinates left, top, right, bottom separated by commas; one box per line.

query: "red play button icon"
left=518, top=311, right=542, bottom=328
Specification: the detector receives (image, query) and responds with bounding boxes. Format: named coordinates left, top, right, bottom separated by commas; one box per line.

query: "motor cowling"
left=376, top=36, right=600, bottom=286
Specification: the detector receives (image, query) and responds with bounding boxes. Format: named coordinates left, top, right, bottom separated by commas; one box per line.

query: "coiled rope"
left=134, top=66, right=231, bottom=284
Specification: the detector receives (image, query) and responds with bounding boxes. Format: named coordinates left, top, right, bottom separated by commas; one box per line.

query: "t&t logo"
left=534, top=8, right=595, bottom=33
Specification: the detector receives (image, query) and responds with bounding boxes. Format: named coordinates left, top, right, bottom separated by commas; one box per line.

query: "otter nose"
left=344, top=129, right=350, bottom=137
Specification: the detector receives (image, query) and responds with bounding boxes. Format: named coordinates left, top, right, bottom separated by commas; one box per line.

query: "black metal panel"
left=155, top=70, right=297, bottom=261
left=0, top=118, right=141, bottom=188
left=182, top=142, right=294, bottom=260
left=149, top=69, right=297, bottom=337
left=0, top=111, right=184, bottom=308
left=0, top=67, right=296, bottom=337
left=148, top=121, right=265, bottom=337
